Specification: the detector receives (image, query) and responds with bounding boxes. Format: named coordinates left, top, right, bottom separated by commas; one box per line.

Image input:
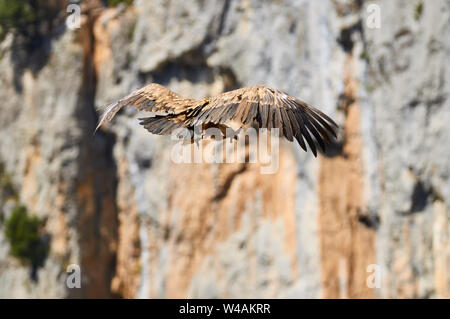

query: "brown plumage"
left=96, top=83, right=338, bottom=157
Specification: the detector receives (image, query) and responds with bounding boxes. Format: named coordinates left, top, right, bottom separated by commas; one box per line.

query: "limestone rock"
left=0, top=0, right=448, bottom=298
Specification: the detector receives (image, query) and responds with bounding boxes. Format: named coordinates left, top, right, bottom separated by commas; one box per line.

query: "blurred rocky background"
left=0, top=0, right=449, bottom=298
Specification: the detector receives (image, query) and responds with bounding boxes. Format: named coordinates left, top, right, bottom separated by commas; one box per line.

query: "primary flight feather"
left=96, top=83, right=338, bottom=157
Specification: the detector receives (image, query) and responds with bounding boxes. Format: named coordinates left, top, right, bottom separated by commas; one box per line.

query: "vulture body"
left=96, top=83, right=338, bottom=157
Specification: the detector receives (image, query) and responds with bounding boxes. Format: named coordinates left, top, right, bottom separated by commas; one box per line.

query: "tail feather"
left=138, top=115, right=187, bottom=136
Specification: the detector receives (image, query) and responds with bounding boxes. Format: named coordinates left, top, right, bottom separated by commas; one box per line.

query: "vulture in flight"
left=96, top=83, right=338, bottom=157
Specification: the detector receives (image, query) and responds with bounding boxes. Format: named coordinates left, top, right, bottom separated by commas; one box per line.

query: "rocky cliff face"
left=0, top=0, right=448, bottom=298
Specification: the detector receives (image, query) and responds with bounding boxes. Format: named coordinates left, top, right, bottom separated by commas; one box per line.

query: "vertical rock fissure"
left=71, top=1, right=120, bottom=298
left=318, top=2, right=376, bottom=298
left=318, top=53, right=376, bottom=298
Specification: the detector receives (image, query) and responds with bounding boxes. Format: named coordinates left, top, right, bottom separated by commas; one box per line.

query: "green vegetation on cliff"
left=5, top=205, right=48, bottom=271
left=108, top=0, right=133, bottom=7
left=0, top=0, right=63, bottom=42
left=0, top=162, right=18, bottom=201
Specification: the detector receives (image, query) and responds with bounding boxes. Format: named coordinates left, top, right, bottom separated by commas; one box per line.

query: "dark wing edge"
left=287, top=99, right=338, bottom=157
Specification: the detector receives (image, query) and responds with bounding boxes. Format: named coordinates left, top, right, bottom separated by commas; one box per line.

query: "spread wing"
left=95, top=83, right=194, bottom=132
left=96, top=83, right=339, bottom=157
left=185, top=86, right=338, bottom=157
